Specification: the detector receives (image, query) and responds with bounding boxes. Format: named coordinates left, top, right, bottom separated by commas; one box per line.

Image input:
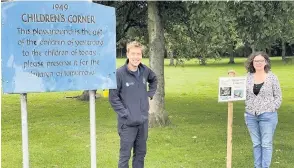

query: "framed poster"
left=218, top=77, right=247, bottom=102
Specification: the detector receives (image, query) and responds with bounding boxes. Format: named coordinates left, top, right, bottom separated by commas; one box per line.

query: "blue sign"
left=1, top=1, right=117, bottom=94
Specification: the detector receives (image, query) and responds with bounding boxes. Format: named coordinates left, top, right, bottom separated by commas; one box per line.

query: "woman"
left=244, top=51, right=282, bottom=168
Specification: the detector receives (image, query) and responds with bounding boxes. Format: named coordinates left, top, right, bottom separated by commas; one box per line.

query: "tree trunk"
left=267, top=45, right=271, bottom=56
left=78, top=91, right=90, bottom=101
left=251, top=45, right=256, bottom=53
left=147, top=1, right=169, bottom=127
left=228, top=53, right=235, bottom=64
left=282, top=39, right=286, bottom=61
left=170, top=58, right=174, bottom=66
left=169, top=50, right=175, bottom=66
left=77, top=90, right=97, bottom=101
left=228, top=45, right=235, bottom=64
left=244, top=41, right=250, bottom=57
left=199, top=58, right=207, bottom=65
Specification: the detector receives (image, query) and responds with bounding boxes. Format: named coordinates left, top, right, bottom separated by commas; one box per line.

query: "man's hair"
left=127, top=41, right=144, bottom=53
left=245, top=51, right=271, bottom=73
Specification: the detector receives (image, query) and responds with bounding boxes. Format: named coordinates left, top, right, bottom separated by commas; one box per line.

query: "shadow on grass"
left=163, top=96, right=247, bottom=129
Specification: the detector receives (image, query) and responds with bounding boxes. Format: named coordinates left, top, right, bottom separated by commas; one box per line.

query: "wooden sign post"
left=226, top=70, right=236, bottom=168
left=219, top=70, right=246, bottom=167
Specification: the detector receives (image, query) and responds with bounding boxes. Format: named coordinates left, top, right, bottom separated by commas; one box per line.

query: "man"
left=109, top=41, right=158, bottom=168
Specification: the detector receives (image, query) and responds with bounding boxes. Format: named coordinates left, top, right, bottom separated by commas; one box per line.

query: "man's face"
left=127, top=47, right=142, bottom=67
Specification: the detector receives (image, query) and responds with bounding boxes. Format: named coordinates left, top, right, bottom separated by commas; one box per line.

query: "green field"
left=2, top=57, right=294, bottom=168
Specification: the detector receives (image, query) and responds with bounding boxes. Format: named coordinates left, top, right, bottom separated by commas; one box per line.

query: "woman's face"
left=253, top=55, right=266, bottom=72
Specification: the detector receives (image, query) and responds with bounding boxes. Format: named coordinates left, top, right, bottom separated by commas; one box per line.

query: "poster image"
left=218, top=77, right=246, bottom=102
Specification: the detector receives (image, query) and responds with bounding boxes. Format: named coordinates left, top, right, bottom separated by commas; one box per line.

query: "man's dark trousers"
left=118, top=121, right=148, bottom=168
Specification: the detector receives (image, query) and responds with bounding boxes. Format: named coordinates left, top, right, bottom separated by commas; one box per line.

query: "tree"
left=232, top=1, right=279, bottom=54
left=78, top=1, right=148, bottom=101
left=159, top=1, right=188, bottom=65
left=186, top=2, right=227, bottom=65
left=148, top=1, right=169, bottom=127
left=272, top=2, right=294, bottom=60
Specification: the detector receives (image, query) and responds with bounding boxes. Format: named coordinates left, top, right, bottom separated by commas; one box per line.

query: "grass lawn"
left=2, top=57, right=294, bottom=168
